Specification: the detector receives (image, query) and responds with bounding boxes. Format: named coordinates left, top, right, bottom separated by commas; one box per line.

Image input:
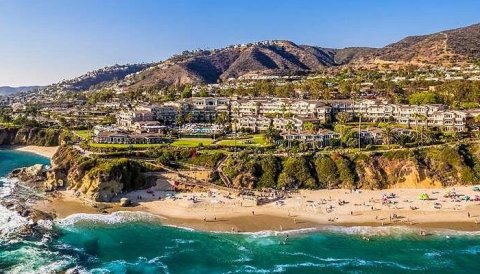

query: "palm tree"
left=357, top=113, right=363, bottom=151
left=232, top=107, right=240, bottom=154
left=285, top=120, right=294, bottom=149
left=265, top=125, right=281, bottom=145
left=419, top=114, right=427, bottom=145
left=382, top=122, right=393, bottom=149
left=412, top=113, right=421, bottom=142
left=281, top=104, right=287, bottom=118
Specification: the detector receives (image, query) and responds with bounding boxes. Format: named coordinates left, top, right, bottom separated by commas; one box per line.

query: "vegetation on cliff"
left=0, top=126, right=64, bottom=146
left=222, top=143, right=480, bottom=190
left=47, top=146, right=153, bottom=201
left=146, top=147, right=225, bottom=168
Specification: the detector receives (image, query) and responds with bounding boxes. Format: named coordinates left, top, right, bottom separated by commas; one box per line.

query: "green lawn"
left=170, top=138, right=214, bottom=148
left=216, top=134, right=268, bottom=147
left=74, top=130, right=93, bottom=140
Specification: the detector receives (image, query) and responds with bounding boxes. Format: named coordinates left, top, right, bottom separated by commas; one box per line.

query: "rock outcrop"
left=120, top=198, right=131, bottom=207
left=45, top=146, right=154, bottom=202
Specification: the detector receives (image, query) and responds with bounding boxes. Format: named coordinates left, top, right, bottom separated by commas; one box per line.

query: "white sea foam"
left=2, top=244, right=76, bottom=274
left=56, top=211, right=160, bottom=228
left=242, top=224, right=480, bottom=238
left=0, top=177, right=29, bottom=240
left=91, top=258, right=170, bottom=274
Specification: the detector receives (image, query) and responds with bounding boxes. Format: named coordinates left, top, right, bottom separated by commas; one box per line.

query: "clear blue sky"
left=0, top=0, right=479, bottom=86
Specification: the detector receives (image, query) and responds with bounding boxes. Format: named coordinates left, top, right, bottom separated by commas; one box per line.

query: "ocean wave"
left=0, top=206, right=28, bottom=240
left=56, top=211, right=161, bottom=228
left=230, top=257, right=425, bottom=273
left=0, top=177, right=29, bottom=241
left=89, top=257, right=170, bottom=274
left=1, top=244, right=77, bottom=274
left=0, top=177, right=19, bottom=198
left=242, top=225, right=480, bottom=238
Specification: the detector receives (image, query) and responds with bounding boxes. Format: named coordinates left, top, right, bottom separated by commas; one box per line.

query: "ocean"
left=1, top=149, right=480, bottom=273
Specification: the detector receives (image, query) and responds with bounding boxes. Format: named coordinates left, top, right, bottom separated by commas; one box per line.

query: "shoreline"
left=6, top=145, right=58, bottom=159
left=34, top=186, right=480, bottom=233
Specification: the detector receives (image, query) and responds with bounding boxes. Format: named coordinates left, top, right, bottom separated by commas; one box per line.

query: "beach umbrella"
left=419, top=193, right=430, bottom=200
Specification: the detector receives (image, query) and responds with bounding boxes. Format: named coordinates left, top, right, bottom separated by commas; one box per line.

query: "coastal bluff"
left=0, top=126, right=62, bottom=146
left=223, top=142, right=480, bottom=190
left=45, top=146, right=154, bottom=202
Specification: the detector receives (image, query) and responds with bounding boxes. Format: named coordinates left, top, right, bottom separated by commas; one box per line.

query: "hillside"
left=123, top=24, right=480, bottom=90
left=40, top=23, right=480, bottom=92
left=0, top=86, right=44, bottom=95
left=124, top=41, right=373, bottom=90
left=352, top=23, right=480, bottom=68
left=43, top=63, right=153, bottom=93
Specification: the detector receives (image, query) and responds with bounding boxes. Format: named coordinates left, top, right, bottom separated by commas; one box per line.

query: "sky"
left=0, top=0, right=479, bottom=86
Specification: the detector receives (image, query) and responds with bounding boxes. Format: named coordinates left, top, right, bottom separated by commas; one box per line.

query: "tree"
left=257, top=156, right=281, bottom=189
left=380, top=122, right=393, bottom=148
left=303, top=122, right=317, bottom=133
left=215, top=112, right=228, bottom=125
left=185, top=112, right=194, bottom=123
left=334, top=124, right=348, bottom=147
left=264, top=126, right=281, bottom=144
left=332, top=154, right=356, bottom=189
left=180, top=86, right=192, bottom=98
left=336, top=112, right=353, bottom=124
left=285, top=120, right=295, bottom=149
left=278, top=157, right=317, bottom=189
left=314, top=156, right=339, bottom=189
left=408, top=92, right=441, bottom=105
left=176, top=110, right=185, bottom=126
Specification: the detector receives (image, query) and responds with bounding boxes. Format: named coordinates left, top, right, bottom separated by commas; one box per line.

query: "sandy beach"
left=13, top=145, right=58, bottom=159
left=34, top=185, right=480, bottom=233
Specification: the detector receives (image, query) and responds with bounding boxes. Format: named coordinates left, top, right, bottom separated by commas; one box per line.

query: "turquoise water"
left=2, top=149, right=480, bottom=273
left=0, top=149, right=51, bottom=177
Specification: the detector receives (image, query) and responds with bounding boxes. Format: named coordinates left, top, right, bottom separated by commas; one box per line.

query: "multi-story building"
left=182, top=97, right=230, bottom=122
left=281, top=129, right=340, bottom=147
left=120, top=97, right=474, bottom=133
left=117, top=110, right=154, bottom=128
left=231, top=98, right=331, bottom=122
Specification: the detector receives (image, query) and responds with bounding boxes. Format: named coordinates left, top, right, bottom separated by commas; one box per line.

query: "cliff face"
left=339, top=144, right=480, bottom=189
left=0, top=127, right=61, bottom=146
left=46, top=146, right=153, bottom=201
left=223, top=143, right=480, bottom=190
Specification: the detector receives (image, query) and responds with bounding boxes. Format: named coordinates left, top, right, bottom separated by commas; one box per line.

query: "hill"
left=124, top=41, right=374, bottom=90
left=43, top=64, right=153, bottom=93
left=0, top=86, right=44, bottom=96
left=351, top=23, right=480, bottom=68
left=41, top=23, right=480, bottom=93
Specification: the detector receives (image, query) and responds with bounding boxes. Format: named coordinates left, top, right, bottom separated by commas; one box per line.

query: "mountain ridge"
left=41, top=23, right=480, bottom=93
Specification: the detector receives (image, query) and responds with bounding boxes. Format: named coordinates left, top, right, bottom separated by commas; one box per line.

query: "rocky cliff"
left=45, top=146, right=153, bottom=201
left=223, top=143, right=480, bottom=190
left=0, top=126, right=62, bottom=146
